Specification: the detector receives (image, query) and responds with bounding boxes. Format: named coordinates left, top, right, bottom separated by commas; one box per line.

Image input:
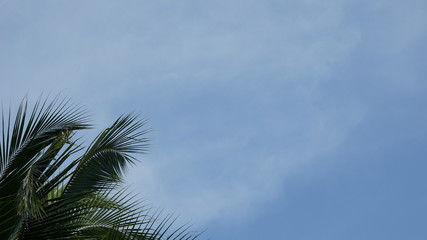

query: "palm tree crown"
left=0, top=97, right=200, bottom=240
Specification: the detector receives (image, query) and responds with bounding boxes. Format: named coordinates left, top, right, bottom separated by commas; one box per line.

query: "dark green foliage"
left=0, top=97, right=201, bottom=240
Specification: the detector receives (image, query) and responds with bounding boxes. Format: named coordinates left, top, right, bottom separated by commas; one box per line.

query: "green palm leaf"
left=0, top=97, right=201, bottom=240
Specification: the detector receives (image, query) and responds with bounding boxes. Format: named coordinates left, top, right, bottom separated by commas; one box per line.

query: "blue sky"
left=1, top=0, right=426, bottom=239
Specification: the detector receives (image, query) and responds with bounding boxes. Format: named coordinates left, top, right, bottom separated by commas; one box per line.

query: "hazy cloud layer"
left=1, top=0, right=426, bottom=238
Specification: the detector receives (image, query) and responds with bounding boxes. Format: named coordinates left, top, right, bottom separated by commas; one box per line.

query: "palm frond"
left=63, top=114, right=149, bottom=196
left=0, top=96, right=202, bottom=240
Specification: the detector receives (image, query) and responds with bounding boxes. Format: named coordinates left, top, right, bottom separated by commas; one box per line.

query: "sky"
left=1, top=0, right=427, bottom=239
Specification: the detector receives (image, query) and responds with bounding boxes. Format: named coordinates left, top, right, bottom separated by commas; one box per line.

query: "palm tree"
left=0, top=97, right=200, bottom=239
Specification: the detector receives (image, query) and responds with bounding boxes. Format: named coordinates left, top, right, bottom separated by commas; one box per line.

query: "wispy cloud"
left=1, top=0, right=426, bottom=235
